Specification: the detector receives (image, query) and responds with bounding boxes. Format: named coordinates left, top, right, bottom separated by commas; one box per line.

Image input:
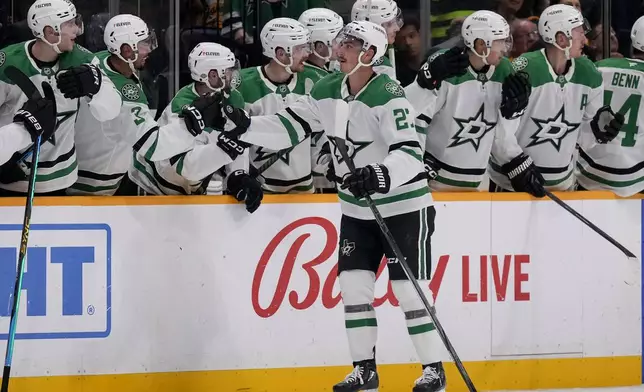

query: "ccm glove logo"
left=217, top=133, right=246, bottom=159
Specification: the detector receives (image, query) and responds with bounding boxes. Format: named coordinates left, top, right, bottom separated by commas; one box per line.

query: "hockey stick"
left=251, top=138, right=308, bottom=179
left=0, top=66, right=56, bottom=392
left=334, top=137, right=478, bottom=392
left=544, top=189, right=637, bottom=259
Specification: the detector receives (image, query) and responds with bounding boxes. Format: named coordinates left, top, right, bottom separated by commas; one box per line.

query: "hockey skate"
left=412, top=362, right=446, bottom=392
left=332, top=361, right=379, bottom=392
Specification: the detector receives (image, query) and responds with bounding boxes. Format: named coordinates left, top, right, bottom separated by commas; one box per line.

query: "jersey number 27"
left=604, top=89, right=641, bottom=147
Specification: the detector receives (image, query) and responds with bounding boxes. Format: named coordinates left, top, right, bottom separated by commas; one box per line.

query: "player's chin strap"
left=313, top=44, right=332, bottom=63
left=346, top=51, right=377, bottom=76
left=274, top=56, right=295, bottom=75
left=553, top=40, right=573, bottom=60
left=472, top=47, right=491, bottom=66
left=42, top=36, right=63, bottom=54
left=116, top=51, right=140, bottom=76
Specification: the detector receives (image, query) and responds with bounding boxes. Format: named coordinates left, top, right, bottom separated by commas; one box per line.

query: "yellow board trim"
left=0, top=191, right=640, bottom=207
left=4, top=356, right=641, bottom=392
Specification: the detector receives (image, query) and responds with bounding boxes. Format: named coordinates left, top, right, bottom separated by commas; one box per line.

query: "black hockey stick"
left=334, top=137, right=478, bottom=392
left=1, top=66, right=56, bottom=392
left=251, top=137, right=309, bottom=179
left=544, top=189, right=637, bottom=258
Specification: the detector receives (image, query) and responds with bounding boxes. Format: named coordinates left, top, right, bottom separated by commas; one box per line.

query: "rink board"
left=0, top=191, right=640, bottom=392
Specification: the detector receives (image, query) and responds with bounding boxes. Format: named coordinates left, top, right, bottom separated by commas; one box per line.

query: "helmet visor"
left=138, top=29, right=159, bottom=52
left=492, top=36, right=514, bottom=54
left=382, top=7, right=404, bottom=30
left=222, top=59, right=241, bottom=89
left=61, top=14, right=84, bottom=36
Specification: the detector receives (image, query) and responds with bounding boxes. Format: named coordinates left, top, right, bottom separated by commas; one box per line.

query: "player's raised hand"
left=416, top=45, right=469, bottom=90
left=341, top=163, right=391, bottom=199
left=56, top=64, right=102, bottom=99
left=502, top=153, right=546, bottom=198
left=591, top=106, right=625, bottom=144
left=500, top=71, right=531, bottom=119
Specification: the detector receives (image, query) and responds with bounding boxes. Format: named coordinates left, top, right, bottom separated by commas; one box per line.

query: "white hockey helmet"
left=539, top=4, right=588, bottom=57
left=299, top=8, right=344, bottom=62
left=28, top=0, right=83, bottom=52
left=260, top=17, right=312, bottom=73
left=104, top=14, right=158, bottom=67
left=462, top=11, right=512, bottom=64
left=631, top=15, right=644, bottom=52
left=351, top=0, right=403, bottom=29
left=336, top=20, right=388, bottom=75
left=188, top=42, right=240, bottom=91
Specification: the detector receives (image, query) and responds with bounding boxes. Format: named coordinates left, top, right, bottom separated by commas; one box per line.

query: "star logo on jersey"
left=46, top=110, right=77, bottom=146
left=448, top=104, right=496, bottom=151
left=528, top=106, right=580, bottom=151
left=329, top=135, right=372, bottom=164
left=254, top=147, right=291, bottom=165
left=121, top=83, right=140, bottom=101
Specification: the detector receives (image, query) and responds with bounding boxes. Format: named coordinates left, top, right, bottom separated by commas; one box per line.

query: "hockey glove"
left=13, top=81, right=57, bottom=142
left=591, top=106, right=624, bottom=144
left=423, top=152, right=440, bottom=181
left=2, top=82, right=58, bottom=184
left=500, top=72, right=531, bottom=119
left=502, top=153, right=546, bottom=198
left=226, top=169, right=263, bottom=213
left=416, top=46, right=469, bottom=90
left=56, top=64, right=102, bottom=99
left=223, top=104, right=251, bottom=139
left=341, top=163, right=391, bottom=199
left=180, top=92, right=224, bottom=136
left=216, top=132, right=246, bottom=160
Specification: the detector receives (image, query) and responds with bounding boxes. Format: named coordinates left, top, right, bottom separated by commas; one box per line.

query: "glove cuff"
left=502, top=154, right=533, bottom=179
left=369, top=163, right=390, bottom=192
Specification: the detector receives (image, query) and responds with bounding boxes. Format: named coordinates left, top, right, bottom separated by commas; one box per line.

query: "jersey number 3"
left=131, top=106, right=146, bottom=126
left=604, top=90, right=641, bottom=147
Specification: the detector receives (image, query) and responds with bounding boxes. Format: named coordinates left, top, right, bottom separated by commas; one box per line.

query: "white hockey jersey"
left=488, top=49, right=604, bottom=191
left=238, top=72, right=432, bottom=220
left=0, top=40, right=121, bottom=193
left=69, top=51, right=153, bottom=195
left=235, top=65, right=322, bottom=193
left=405, top=57, right=523, bottom=191
left=129, top=83, right=248, bottom=195
left=576, top=57, right=644, bottom=196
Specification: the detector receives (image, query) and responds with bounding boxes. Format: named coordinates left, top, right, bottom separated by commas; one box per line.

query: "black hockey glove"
left=591, top=106, right=624, bottom=144
left=13, top=81, right=57, bottom=142
left=423, top=152, right=440, bottom=181
left=341, top=163, right=391, bottom=199
left=416, top=46, right=469, bottom=90
left=56, top=64, right=102, bottom=99
left=500, top=72, right=531, bottom=120
left=216, top=132, right=246, bottom=160
left=223, top=104, right=251, bottom=139
left=502, top=153, right=546, bottom=198
left=180, top=92, right=224, bottom=136
left=2, top=82, right=58, bottom=185
left=226, top=169, right=263, bottom=213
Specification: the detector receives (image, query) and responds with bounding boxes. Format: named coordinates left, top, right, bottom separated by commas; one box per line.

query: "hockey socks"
left=391, top=280, right=443, bottom=365
left=339, top=270, right=378, bottom=362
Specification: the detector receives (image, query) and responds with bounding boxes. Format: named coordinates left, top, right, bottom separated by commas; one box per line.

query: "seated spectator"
left=586, top=22, right=623, bottom=61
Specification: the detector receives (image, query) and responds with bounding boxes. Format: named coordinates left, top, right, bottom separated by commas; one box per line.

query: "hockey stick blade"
left=334, top=137, right=478, bottom=392
left=545, top=190, right=637, bottom=258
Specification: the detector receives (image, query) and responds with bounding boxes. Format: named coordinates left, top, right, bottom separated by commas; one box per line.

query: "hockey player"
left=68, top=14, right=158, bottom=196
left=129, top=42, right=262, bottom=212
left=235, top=17, right=323, bottom=194
left=299, top=8, right=344, bottom=78
left=405, top=11, right=532, bottom=192
left=575, top=15, right=644, bottom=196
left=0, top=0, right=121, bottom=196
left=228, top=20, right=445, bottom=392
left=299, top=8, right=344, bottom=192
left=488, top=4, right=624, bottom=194
left=351, top=0, right=403, bottom=79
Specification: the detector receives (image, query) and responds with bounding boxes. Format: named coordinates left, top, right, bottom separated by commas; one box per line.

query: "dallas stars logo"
left=254, top=147, right=291, bottom=165
left=448, top=104, right=496, bottom=151
left=527, top=106, right=580, bottom=151
left=44, top=110, right=76, bottom=146
left=340, top=239, right=355, bottom=256
left=329, top=135, right=371, bottom=164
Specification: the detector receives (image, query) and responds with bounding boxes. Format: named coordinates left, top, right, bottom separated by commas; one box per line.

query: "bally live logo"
left=251, top=217, right=531, bottom=318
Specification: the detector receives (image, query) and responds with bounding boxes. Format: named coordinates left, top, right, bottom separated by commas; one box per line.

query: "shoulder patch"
left=385, top=81, right=404, bottom=97
left=230, top=73, right=241, bottom=89
left=121, top=83, right=141, bottom=101
left=512, top=56, right=528, bottom=71
left=0, top=52, right=6, bottom=68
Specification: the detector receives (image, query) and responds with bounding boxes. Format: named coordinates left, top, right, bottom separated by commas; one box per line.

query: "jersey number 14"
left=604, top=89, right=641, bottom=147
